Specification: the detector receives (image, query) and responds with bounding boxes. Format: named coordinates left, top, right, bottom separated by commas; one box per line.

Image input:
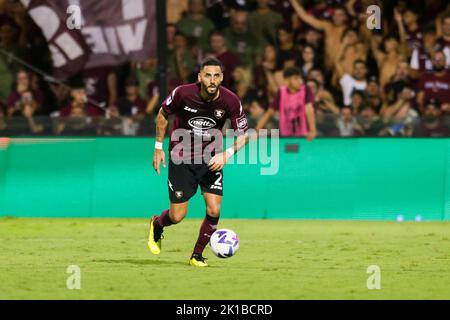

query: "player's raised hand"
left=208, top=152, right=229, bottom=172
left=153, top=149, right=166, bottom=175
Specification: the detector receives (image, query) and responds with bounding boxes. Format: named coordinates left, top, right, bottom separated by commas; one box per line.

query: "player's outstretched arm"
left=153, top=108, right=168, bottom=175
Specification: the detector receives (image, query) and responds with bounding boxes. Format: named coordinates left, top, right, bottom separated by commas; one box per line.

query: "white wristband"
left=155, top=141, right=163, bottom=150
left=226, top=147, right=235, bottom=157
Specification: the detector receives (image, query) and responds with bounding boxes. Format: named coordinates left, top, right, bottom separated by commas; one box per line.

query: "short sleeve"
left=162, top=87, right=182, bottom=115
left=229, top=96, right=249, bottom=134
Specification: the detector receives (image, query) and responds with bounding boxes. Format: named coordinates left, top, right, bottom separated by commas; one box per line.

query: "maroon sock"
left=193, top=214, right=219, bottom=255
left=154, top=209, right=174, bottom=232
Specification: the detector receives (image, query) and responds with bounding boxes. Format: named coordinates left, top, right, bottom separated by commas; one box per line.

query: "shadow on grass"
left=91, top=258, right=221, bottom=268
left=92, top=259, right=182, bottom=266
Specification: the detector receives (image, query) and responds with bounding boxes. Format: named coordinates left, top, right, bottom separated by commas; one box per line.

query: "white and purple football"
left=210, top=229, right=240, bottom=258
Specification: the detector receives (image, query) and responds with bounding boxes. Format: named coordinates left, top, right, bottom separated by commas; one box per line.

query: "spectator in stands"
left=256, top=67, right=317, bottom=140
left=290, top=0, right=349, bottom=70
left=339, top=59, right=368, bottom=106
left=370, top=34, right=408, bottom=88
left=417, top=51, right=450, bottom=113
left=57, top=105, right=97, bottom=136
left=413, top=98, right=449, bottom=137
left=384, top=60, right=411, bottom=103
left=380, top=85, right=419, bottom=136
left=410, top=26, right=438, bottom=74
left=231, top=66, right=259, bottom=111
left=276, top=25, right=298, bottom=70
left=176, top=0, right=215, bottom=52
left=166, top=23, right=177, bottom=55
left=350, top=90, right=366, bottom=115
left=336, top=106, right=363, bottom=137
left=366, top=76, right=383, bottom=112
left=4, top=89, right=46, bottom=135
left=134, top=58, right=157, bottom=102
left=298, top=44, right=318, bottom=78
left=7, top=88, right=36, bottom=117
left=231, top=63, right=267, bottom=127
left=297, top=27, right=324, bottom=64
left=398, top=8, right=423, bottom=52
left=60, top=77, right=104, bottom=118
left=209, top=31, right=240, bottom=89
left=223, top=9, right=257, bottom=69
left=253, top=45, right=282, bottom=104
left=307, top=78, right=339, bottom=136
left=117, top=78, right=147, bottom=117
left=308, top=68, right=326, bottom=89
left=6, top=70, right=43, bottom=116
left=168, top=32, right=196, bottom=86
left=333, top=27, right=367, bottom=86
left=247, top=0, right=283, bottom=50
left=307, top=78, right=339, bottom=115
left=358, top=105, right=384, bottom=136
left=436, top=14, right=450, bottom=68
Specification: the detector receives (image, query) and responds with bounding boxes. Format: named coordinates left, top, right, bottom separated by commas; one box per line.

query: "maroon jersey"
left=417, top=71, right=450, bottom=105
left=162, top=83, right=248, bottom=161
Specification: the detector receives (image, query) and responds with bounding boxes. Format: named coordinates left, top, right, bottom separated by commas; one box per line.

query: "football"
left=210, top=229, right=240, bottom=258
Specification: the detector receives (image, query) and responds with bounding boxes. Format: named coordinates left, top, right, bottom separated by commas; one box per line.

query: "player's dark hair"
left=200, top=57, right=224, bottom=72
left=283, top=67, right=303, bottom=79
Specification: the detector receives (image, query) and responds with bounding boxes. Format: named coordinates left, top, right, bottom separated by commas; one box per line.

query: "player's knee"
left=206, top=205, right=221, bottom=218
left=170, top=215, right=185, bottom=224
left=170, top=210, right=187, bottom=224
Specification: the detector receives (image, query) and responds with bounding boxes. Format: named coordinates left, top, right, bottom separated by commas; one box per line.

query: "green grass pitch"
left=0, top=218, right=449, bottom=300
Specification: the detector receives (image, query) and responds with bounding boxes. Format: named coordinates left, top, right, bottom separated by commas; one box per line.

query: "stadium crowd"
left=0, top=0, right=449, bottom=137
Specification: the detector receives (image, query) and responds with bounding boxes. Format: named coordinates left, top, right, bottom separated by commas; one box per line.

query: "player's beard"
left=202, top=83, right=219, bottom=98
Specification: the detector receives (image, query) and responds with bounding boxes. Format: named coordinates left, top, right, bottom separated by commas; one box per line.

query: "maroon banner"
left=22, top=0, right=157, bottom=79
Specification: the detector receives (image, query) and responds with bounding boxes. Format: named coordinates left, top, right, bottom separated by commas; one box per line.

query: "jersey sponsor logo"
left=184, top=106, right=198, bottom=113
left=214, top=109, right=225, bottom=119
left=188, top=117, right=217, bottom=130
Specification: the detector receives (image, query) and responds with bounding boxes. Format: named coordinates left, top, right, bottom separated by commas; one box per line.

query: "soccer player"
left=148, top=57, right=249, bottom=267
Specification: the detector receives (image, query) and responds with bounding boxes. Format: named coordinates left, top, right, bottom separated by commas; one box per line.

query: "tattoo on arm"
left=156, top=108, right=169, bottom=142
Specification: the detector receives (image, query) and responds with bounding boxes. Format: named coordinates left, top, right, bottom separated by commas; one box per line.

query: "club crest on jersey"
left=175, top=191, right=184, bottom=199
left=214, top=109, right=225, bottom=119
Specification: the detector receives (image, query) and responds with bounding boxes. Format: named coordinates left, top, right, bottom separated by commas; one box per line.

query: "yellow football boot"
left=148, top=217, right=162, bottom=255
left=189, top=253, right=209, bottom=267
